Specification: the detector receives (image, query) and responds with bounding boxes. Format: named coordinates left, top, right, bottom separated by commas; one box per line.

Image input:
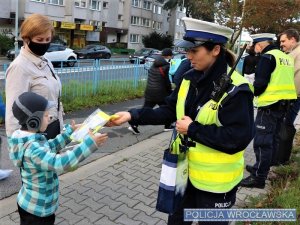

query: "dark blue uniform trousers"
left=252, top=107, right=285, bottom=180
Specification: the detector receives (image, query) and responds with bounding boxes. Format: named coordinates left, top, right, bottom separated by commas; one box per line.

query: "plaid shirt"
left=8, top=124, right=98, bottom=217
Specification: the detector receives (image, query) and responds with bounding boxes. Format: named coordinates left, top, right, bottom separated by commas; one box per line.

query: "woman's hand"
left=106, top=112, right=131, bottom=126
left=70, top=120, right=81, bottom=131
left=176, top=116, right=193, bottom=135
left=89, top=131, right=108, bottom=146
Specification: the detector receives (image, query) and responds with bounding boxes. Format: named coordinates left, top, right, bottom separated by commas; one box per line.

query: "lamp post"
left=14, top=0, right=19, bottom=58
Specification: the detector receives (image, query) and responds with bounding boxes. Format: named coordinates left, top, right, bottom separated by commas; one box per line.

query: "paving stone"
left=102, top=171, right=124, bottom=183
left=132, top=177, right=155, bottom=189
left=60, top=187, right=75, bottom=195
left=100, top=187, right=123, bottom=200
left=116, top=186, right=139, bottom=198
left=94, top=216, right=118, bottom=225
left=134, top=211, right=160, bottom=225
left=133, top=202, right=156, bottom=216
left=75, top=218, right=94, bottom=225
left=62, top=199, right=87, bottom=214
left=132, top=184, right=154, bottom=196
left=131, top=170, right=152, bottom=181
left=76, top=207, right=105, bottom=223
left=96, top=205, right=122, bottom=221
left=84, top=179, right=107, bottom=192
left=9, top=212, right=19, bottom=223
left=116, top=178, right=139, bottom=189
left=80, top=197, right=105, bottom=211
left=81, top=188, right=105, bottom=201
left=64, top=190, right=89, bottom=204
left=115, top=204, right=140, bottom=218
left=102, top=179, right=123, bottom=191
left=55, top=216, right=69, bottom=225
left=103, top=166, right=124, bottom=176
left=115, top=194, right=140, bottom=208
left=118, top=172, right=137, bottom=182
left=151, top=211, right=168, bottom=222
left=57, top=209, right=84, bottom=225
left=59, top=195, right=72, bottom=204
left=115, top=214, right=142, bottom=225
left=0, top=216, right=17, bottom=225
left=133, top=193, right=156, bottom=206
left=98, top=195, right=123, bottom=210
left=155, top=220, right=168, bottom=225
left=56, top=205, right=70, bottom=216
left=69, top=183, right=91, bottom=194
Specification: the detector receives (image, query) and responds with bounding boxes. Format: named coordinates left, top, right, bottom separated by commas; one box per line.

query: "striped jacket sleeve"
left=47, top=124, right=73, bottom=153
left=29, top=135, right=98, bottom=173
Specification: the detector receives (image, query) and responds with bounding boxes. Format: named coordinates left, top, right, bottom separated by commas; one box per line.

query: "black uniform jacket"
left=253, top=45, right=277, bottom=96
left=129, top=53, right=255, bottom=154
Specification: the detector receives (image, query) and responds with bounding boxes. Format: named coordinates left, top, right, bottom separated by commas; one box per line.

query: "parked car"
left=6, top=45, right=22, bottom=60
left=129, top=48, right=160, bottom=64
left=74, top=44, right=111, bottom=59
left=44, top=43, right=77, bottom=67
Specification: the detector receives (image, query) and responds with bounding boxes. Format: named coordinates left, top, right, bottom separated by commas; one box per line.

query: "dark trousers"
left=285, top=97, right=300, bottom=127
left=143, top=100, right=172, bottom=128
left=18, top=204, right=55, bottom=225
left=167, top=180, right=237, bottom=225
left=252, top=108, right=285, bottom=180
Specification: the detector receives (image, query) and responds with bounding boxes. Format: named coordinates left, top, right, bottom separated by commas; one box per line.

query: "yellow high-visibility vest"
left=174, top=71, right=252, bottom=193
left=256, top=49, right=296, bottom=107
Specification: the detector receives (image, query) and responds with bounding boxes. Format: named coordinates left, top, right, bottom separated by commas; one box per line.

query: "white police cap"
left=176, top=17, right=234, bottom=48
left=250, top=33, right=276, bottom=43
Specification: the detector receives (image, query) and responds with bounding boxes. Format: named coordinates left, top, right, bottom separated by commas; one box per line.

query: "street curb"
left=0, top=131, right=170, bottom=219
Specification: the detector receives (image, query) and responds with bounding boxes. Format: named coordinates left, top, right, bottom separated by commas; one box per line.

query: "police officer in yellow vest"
left=109, top=18, right=255, bottom=225
left=240, top=33, right=297, bottom=188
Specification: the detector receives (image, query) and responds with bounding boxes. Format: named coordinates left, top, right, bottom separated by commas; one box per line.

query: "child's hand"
left=71, top=120, right=81, bottom=131
left=89, top=131, right=108, bottom=146
left=106, top=112, right=131, bottom=126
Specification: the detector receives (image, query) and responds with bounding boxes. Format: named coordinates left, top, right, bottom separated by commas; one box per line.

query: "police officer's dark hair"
left=280, top=28, right=299, bottom=42
left=201, top=42, right=236, bottom=67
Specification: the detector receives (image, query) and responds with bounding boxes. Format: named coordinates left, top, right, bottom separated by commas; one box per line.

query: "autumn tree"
left=243, top=0, right=300, bottom=33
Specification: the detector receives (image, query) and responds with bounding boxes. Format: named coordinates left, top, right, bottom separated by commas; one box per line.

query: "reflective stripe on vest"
left=174, top=71, right=251, bottom=193
left=256, top=49, right=297, bottom=107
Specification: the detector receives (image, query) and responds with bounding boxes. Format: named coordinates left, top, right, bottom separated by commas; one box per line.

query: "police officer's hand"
left=107, top=112, right=131, bottom=126
left=176, top=116, right=193, bottom=135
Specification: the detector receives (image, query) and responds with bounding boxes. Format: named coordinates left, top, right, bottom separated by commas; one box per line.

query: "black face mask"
left=28, top=41, right=50, bottom=56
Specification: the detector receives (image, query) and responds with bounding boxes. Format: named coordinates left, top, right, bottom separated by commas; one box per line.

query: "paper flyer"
left=71, top=108, right=118, bottom=142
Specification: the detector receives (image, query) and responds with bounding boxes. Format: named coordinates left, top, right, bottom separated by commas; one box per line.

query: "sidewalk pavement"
left=0, top=130, right=269, bottom=225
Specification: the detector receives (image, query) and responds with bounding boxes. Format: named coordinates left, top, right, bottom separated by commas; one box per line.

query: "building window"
left=153, top=4, right=157, bottom=13
left=141, top=18, right=150, bottom=27
left=143, top=1, right=151, bottom=10
left=90, top=0, right=101, bottom=10
left=130, top=34, right=139, bottom=43
left=132, top=0, right=141, bottom=7
left=157, top=22, right=162, bottom=30
left=48, top=0, right=64, bottom=5
left=157, top=6, right=162, bottom=14
left=118, top=15, right=123, bottom=21
left=103, top=1, right=108, bottom=8
left=31, top=0, right=45, bottom=2
left=131, top=16, right=140, bottom=25
left=75, top=0, right=86, bottom=7
left=152, top=21, right=156, bottom=29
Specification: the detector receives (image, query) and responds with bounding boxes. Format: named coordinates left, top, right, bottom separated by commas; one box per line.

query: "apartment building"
left=0, top=0, right=186, bottom=50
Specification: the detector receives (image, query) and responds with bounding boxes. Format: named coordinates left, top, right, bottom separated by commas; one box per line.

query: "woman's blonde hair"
left=20, top=14, right=54, bottom=40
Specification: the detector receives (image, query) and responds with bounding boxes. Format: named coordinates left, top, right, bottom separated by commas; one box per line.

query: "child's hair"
left=12, top=92, right=53, bottom=132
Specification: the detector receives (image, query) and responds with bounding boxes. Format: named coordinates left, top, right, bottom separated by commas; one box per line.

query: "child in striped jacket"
left=8, top=92, right=108, bottom=225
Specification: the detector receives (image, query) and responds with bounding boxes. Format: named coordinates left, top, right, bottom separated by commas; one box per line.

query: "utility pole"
left=14, top=0, right=19, bottom=58
left=237, top=0, right=246, bottom=55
